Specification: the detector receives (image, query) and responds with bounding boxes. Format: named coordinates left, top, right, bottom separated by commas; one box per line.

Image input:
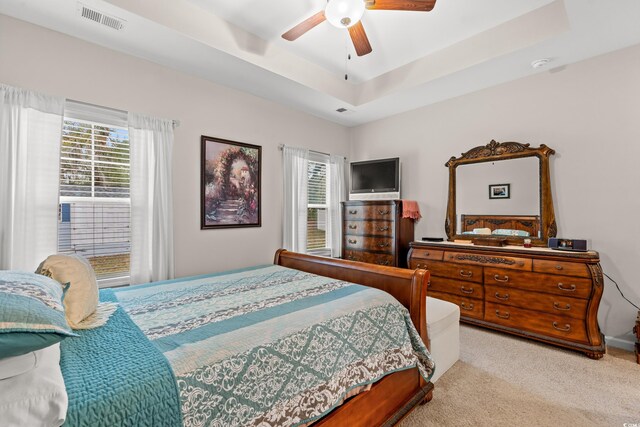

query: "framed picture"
left=201, top=136, right=261, bottom=229
left=489, top=184, right=510, bottom=199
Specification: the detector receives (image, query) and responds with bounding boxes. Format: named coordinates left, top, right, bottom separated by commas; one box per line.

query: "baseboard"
left=606, top=335, right=636, bottom=352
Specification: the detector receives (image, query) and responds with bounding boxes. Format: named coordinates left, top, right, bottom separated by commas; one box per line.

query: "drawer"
left=485, top=285, right=588, bottom=319
left=344, top=220, right=394, bottom=237
left=343, top=250, right=395, bottom=267
left=344, top=235, right=395, bottom=253
left=410, top=248, right=444, bottom=261
left=485, top=268, right=592, bottom=299
left=533, top=260, right=590, bottom=278
left=409, top=260, right=483, bottom=284
left=429, top=290, right=484, bottom=320
left=485, top=302, right=588, bottom=343
left=430, top=277, right=484, bottom=300
left=443, top=251, right=532, bottom=271
left=344, top=204, right=396, bottom=221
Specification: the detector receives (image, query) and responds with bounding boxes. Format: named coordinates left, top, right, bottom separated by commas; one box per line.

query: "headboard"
left=460, top=214, right=540, bottom=237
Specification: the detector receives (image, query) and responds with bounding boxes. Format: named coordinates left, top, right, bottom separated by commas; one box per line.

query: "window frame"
left=58, top=113, right=131, bottom=288
left=306, top=153, right=331, bottom=257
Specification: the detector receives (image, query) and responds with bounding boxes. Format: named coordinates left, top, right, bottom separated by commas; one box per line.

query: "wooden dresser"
left=408, top=241, right=605, bottom=358
left=342, top=200, right=414, bottom=268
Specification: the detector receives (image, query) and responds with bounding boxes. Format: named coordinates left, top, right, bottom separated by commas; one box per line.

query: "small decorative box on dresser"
left=408, top=241, right=605, bottom=359
left=342, top=200, right=414, bottom=268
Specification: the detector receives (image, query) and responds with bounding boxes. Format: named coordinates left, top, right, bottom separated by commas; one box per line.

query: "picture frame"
left=489, top=183, right=510, bottom=199
left=201, top=135, right=261, bottom=229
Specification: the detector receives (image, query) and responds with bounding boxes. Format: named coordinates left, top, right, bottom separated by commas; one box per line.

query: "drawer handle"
left=348, top=239, right=357, bottom=244
left=460, top=302, right=474, bottom=311
left=460, top=286, right=474, bottom=294
left=552, top=322, right=571, bottom=332
left=495, top=310, right=510, bottom=319
left=494, top=274, right=509, bottom=282
left=377, top=242, right=390, bottom=248
left=348, top=210, right=358, bottom=214
left=459, top=270, right=473, bottom=278
left=557, top=283, right=576, bottom=292
left=377, top=226, right=389, bottom=231
left=378, top=209, right=390, bottom=215
left=347, top=256, right=359, bottom=261
left=376, top=260, right=391, bottom=266
left=348, top=224, right=357, bottom=229
left=553, top=302, right=571, bottom=311
left=416, top=263, right=426, bottom=269
left=555, top=265, right=564, bottom=270
left=494, top=292, right=510, bottom=301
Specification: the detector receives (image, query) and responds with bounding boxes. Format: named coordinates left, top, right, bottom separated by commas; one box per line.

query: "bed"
left=460, top=214, right=540, bottom=237
left=58, top=250, right=434, bottom=427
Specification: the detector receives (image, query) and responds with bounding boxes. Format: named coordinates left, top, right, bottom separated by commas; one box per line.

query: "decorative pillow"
left=492, top=229, right=530, bottom=237
left=0, top=271, right=76, bottom=358
left=36, top=254, right=99, bottom=329
left=472, top=228, right=492, bottom=235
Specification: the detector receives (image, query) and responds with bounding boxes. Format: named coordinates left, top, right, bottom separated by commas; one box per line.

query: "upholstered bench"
left=426, top=296, right=460, bottom=382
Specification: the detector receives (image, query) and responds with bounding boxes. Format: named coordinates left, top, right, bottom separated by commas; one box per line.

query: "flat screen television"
left=349, top=157, right=400, bottom=200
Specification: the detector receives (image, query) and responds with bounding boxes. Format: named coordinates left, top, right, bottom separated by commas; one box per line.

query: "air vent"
left=78, top=3, right=126, bottom=30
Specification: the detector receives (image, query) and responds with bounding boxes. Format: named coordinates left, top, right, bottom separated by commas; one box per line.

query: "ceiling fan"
left=282, top=0, right=437, bottom=56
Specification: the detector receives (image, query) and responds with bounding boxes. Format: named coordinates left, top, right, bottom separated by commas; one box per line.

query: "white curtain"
left=128, top=112, right=174, bottom=284
left=0, top=84, right=64, bottom=270
left=327, top=154, right=346, bottom=258
left=282, top=146, right=309, bottom=253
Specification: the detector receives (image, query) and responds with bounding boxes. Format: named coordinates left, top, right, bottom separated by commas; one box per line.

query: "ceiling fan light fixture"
left=325, top=0, right=365, bottom=28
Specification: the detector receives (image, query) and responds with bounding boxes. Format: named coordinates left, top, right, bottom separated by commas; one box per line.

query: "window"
left=307, top=157, right=330, bottom=256
left=58, top=104, right=130, bottom=287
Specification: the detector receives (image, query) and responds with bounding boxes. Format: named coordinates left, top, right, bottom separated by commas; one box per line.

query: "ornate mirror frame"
left=445, top=140, right=557, bottom=246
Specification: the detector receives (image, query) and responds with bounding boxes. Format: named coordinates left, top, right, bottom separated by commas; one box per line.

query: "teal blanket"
left=60, top=290, right=182, bottom=427
left=113, top=265, right=434, bottom=427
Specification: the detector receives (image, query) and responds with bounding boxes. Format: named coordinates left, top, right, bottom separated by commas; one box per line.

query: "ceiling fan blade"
left=282, top=11, right=326, bottom=41
left=348, top=21, right=373, bottom=57
left=365, top=0, right=436, bottom=12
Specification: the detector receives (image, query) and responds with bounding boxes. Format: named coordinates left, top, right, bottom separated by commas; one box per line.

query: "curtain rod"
left=278, top=144, right=346, bottom=160
left=278, top=143, right=328, bottom=156
left=67, top=98, right=180, bottom=128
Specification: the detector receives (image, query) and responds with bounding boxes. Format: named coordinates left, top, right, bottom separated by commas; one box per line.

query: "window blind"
left=58, top=114, right=130, bottom=286
left=307, top=160, right=329, bottom=255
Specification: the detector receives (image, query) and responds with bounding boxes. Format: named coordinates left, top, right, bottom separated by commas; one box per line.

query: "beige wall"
left=350, top=44, right=640, bottom=340
left=0, top=15, right=349, bottom=277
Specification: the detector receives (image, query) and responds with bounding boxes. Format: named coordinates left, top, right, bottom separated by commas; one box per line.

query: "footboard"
left=273, top=249, right=433, bottom=427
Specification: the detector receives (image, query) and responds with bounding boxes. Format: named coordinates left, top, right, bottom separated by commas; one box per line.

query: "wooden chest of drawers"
left=342, top=200, right=414, bottom=268
left=408, top=242, right=605, bottom=358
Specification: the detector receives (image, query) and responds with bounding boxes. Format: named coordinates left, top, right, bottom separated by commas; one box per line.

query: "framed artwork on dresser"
left=200, top=136, right=261, bottom=229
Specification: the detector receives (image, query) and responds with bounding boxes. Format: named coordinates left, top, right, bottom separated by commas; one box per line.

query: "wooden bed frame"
left=274, top=249, right=434, bottom=427
left=460, top=214, right=540, bottom=237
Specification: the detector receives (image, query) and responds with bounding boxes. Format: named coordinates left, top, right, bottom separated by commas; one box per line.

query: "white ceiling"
left=189, top=0, right=554, bottom=82
left=1, top=0, right=639, bottom=126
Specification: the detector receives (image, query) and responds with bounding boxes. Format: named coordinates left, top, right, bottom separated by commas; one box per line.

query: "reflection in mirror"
left=456, top=157, right=540, bottom=237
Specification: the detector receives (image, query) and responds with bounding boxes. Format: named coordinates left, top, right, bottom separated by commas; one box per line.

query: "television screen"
left=350, top=158, right=399, bottom=193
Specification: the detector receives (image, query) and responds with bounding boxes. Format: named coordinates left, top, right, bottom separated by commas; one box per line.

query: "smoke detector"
left=531, top=58, right=551, bottom=69
left=78, top=3, right=126, bottom=30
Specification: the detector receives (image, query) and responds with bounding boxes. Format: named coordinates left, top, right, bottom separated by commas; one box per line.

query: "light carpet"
left=402, top=325, right=640, bottom=426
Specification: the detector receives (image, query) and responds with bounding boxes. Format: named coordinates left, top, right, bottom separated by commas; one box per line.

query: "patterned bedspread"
left=110, top=264, right=434, bottom=427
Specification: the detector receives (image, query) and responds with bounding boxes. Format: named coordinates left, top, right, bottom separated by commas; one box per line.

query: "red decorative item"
left=401, top=200, right=421, bottom=220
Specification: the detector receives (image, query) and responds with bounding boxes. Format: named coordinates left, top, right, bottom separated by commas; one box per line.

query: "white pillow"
left=0, top=351, right=38, bottom=380
left=0, top=344, right=67, bottom=427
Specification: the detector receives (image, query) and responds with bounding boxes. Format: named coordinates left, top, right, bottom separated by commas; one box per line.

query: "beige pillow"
left=36, top=254, right=99, bottom=329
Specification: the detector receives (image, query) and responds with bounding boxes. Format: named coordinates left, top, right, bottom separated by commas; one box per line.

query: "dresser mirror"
left=445, top=140, right=557, bottom=246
